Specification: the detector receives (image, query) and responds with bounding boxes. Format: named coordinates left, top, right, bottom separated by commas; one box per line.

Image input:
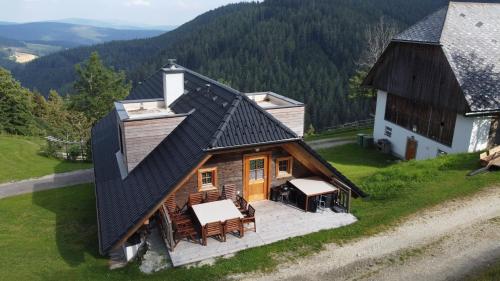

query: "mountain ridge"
left=50, top=18, right=176, bottom=31
left=8, top=0, right=451, bottom=129
left=0, top=21, right=165, bottom=47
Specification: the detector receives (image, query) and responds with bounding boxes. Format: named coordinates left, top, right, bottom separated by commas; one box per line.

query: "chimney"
left=162, top=59, right=184, bottom=108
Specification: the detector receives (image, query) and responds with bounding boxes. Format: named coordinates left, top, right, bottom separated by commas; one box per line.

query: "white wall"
left=469, top=117, right=491, bottom=152
left=373, top=90, right=491, bottom=160
left=124, top=242, right=143, bottom=262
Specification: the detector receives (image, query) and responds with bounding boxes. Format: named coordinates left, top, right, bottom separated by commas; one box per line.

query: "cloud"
left=125, top=0, right=151, bottom=7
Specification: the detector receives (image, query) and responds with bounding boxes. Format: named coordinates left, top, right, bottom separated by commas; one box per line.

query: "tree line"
left=5, top=0, right=449, bottom=131
left=0, top=52, right=129, bottom=160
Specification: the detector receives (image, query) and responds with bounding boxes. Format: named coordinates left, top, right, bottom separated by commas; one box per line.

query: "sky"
left=0, top=0, right=259, bottom=27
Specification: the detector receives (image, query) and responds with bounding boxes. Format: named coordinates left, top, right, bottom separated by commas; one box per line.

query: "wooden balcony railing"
left=332, top=178, right=351, bottom=213
left=158, top=204, right=175, bottom=251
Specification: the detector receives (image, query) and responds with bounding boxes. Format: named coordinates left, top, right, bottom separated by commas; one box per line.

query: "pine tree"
left=70, top=52, right=131, bottom=123
left=0, top=68, right=36, bottom=135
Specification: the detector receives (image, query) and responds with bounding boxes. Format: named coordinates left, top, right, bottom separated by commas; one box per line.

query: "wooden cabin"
left=363, top=2, right=500, bottom=160
left=92, top=63, right=365, bottom=265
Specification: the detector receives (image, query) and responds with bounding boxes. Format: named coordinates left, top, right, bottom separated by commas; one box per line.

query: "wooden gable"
left=363, top=42, right=469, bottom=113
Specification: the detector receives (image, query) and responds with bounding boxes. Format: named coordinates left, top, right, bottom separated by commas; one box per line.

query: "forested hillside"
left=10, top=0, right=450, bottom=129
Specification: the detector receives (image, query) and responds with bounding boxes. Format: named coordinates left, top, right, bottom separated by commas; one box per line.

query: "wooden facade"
left=488, top=116, right=500, bottom=148
left=385, top=93, right=456, bottom=146
left=116, top=143, right=354, bottom=250
left=364, top=42, right=469, bottom=113
left=122, top=116, right=186, bottom=171
left=266, top=106, right=305, bottom=137
left=172, top=145, right=312, bottom=207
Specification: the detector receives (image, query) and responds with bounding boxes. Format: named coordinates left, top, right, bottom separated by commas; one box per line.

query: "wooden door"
left=405, top=137, right=418, bottom=160
left=244, top=154, right=269, bottom=202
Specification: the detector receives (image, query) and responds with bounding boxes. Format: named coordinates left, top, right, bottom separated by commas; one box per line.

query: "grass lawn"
left=1, top=144, right=500, bottom=280
left=0, top=135, right=92, bottom=183
left=305, top=127, right=373, bottom=141
left=469, top=259, right=500, bottom=281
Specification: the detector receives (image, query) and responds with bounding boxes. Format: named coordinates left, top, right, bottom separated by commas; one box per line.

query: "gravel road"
left=236, top=186, right=500, bottom=281
left=0, top=169, right=93, bottom=199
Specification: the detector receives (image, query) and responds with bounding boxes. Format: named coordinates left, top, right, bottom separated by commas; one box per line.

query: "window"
left=249, top=158, right=265, bottom=181
left=198, top=167, right=217, bottom=191
left=276, top=157, right=293, bottom=178
left=384, top=126, right=392, bottom=138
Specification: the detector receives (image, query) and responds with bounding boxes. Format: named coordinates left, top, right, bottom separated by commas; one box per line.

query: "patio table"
left=191, top=199, right=243, bottom=226
left=288, top=177, right=338, bottom=211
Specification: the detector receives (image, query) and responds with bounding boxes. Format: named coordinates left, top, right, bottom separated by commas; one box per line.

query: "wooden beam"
left=112, top=154, right=213, bottom=252
left=281, top=143, right=332, bottom=177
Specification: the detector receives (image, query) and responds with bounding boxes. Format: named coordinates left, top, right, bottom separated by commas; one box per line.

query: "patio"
left=168, top=200, right=357, bottom=267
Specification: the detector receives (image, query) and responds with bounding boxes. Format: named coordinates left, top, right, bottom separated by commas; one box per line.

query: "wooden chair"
left=173, top=218, right=200, bottom=248
left=188, top=192, right=204, bottom=207
left=165, top=195, right=178, bottom=212
left=205, top=190, right=220, bottom=203
left=242, top=205, right=256, bottom=232
left=202, top=221, right=225, bottom=245
left=238, top=196, right=248, bottom=214
left=222, top=184, right=237, bottom=203
left=223, top=218, right=244, bottom=238
left=163, top=198, right=191, bottom=225
left=165, top=196, right=186, bottom=216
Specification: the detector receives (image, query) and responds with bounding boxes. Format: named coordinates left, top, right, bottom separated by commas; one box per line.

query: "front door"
left=244, top=154, right=269, bottom=202
left=405, top=137, right=418, bottom=160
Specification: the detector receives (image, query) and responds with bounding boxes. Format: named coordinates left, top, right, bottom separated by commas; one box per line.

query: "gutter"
left=90, top=125, right=104, bottom=255
left=464, top=110, right=500, bottom=117
left=391, top=39, right=442, bottom=46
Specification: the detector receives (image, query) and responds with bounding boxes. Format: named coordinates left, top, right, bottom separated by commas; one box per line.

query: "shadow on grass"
left=31, top=164, right=99, bottom=267
left=318, top=143, right=398, bottom=169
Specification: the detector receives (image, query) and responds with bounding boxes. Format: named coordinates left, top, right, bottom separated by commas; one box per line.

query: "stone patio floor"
left=168, top=200, right=357, bottom=267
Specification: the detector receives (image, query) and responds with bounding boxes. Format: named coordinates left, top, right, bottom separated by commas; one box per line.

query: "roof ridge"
left=392, top=6, right=448, bottom=44
left=437, top=3, right=451, bottom=43
left=177, top=64, right=242, bottom=98
left=208, top=94, right=300, bottom=149
left=179, top=63, right=299, bottom=147
left=207, top=94, right=300, bottom=149
left=208, top=95, right=243, bottom=148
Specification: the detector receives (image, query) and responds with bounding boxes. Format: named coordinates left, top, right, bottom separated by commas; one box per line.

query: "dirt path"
left=237, top=186, right=500, bottom=281
left=0, top=169, right=93, bottom=199
left=306, top=138, right=356, bottom=150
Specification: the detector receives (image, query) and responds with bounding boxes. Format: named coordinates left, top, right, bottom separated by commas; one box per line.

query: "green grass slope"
left=468, top=258, right=500, bottom=281
left=0, top=145, right=499, bottom=280
left=0, top=135, right=92, bottom=183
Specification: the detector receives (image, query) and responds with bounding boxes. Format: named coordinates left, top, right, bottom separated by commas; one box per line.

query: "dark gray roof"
left=393, top=7, right=447, bottom=44
left=92, top=65, right=364, bottom=254
left=441, top=2, right=500, bottom=113
left=393, top=2, right=500, bottom=113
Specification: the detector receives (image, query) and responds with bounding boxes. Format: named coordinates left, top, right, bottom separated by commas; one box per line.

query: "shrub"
left=41, top=141, right=61, bottom=158
left=67, top=145, right=81, bottom=161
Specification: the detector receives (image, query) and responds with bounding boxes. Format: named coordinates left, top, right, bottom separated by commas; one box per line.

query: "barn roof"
left=92, top=64, right=365, bottom=255
left=393, top=7, right=447, bottom=44
left=370, top=2, right=500, bottom=113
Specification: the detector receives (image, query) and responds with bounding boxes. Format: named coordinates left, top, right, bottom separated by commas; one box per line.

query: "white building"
left=363, top=2, right=500, bottom=160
